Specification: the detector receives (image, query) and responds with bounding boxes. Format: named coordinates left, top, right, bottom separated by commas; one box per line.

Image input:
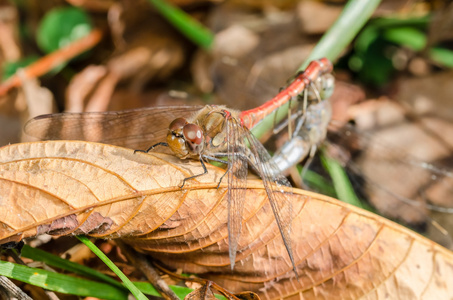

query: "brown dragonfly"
left=25, top=58, right=334, bottom=275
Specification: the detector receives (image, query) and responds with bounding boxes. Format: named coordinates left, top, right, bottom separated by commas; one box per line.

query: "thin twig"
left=0, top=28, right=103, bottom=96
left=115, top=240, right=180, bottom=300
left=7, top=249, right=60, bottom=300
left=0, top=275, right=33, bottom=300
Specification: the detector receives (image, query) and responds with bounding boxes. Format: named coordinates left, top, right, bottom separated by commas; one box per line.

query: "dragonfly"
left=271, top=73, right=335, bottom=174
left=220, top=56, right=453, bottom=246
left=24, top=58, right=334, bottom=274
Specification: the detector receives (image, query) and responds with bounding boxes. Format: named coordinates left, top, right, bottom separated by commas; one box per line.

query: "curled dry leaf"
left=0, top=141, right=453, bottom=299
left=184, top=284, right=217, bottom=300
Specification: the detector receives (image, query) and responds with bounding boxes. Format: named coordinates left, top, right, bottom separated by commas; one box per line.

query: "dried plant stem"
left=0, top=275, right=33, bottom=300
left=153, top=262, right=241, bottom=300
left=0, top=28, right=103, bottom=96
left=115, top=240, right=180, bottom=300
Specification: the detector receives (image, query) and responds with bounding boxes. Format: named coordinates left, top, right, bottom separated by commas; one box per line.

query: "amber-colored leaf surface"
left=1, top=141, right=453, bottom=299
left=184, top=284, right=217, bottom=300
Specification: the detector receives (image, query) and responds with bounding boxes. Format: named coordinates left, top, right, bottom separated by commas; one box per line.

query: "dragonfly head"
left=167, top=118, right=204, bottom=158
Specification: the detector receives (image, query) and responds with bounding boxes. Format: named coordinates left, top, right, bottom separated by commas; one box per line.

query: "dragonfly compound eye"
left=169, top=118, right=188, bottom=132
left=167, top=118, right=191, bottom=158
left=183, top=123, right=204, bottom=154
left=183, top=124, right=203, bottom=145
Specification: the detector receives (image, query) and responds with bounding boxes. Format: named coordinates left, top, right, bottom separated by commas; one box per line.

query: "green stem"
left=319, top=150, right=362, bottom=207
left=147, top=0, right=214, bottom=49
left=251, top=0, right=382, bottom=138
left=76, top=236, right=148, bottom=300
left=301, top=0, right=382, bottom=69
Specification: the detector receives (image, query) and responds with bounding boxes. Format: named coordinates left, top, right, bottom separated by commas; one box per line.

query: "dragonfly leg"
left=309, top=81, right=322, bottom=103
left=208, top=151, right=260, bottom=183
left=202, top=155, right=230, bottom=189
left=273, top=107, right=304, bottom=135
left=292, top=111, right=307, bottom=137
left=179, top=155, right=208, bottom=188
left=217, top=162, right=232, bottom=189
left=134, top=142, right=169, bottom=154
left=301, top=144, right=318, bottom=189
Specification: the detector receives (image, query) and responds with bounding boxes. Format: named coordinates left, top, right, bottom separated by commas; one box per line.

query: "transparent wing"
left=24, top=106, right=203, bottom=150
left=225, top=117, right=248, bottom=269
left=242, top=124, right=297, bottom=275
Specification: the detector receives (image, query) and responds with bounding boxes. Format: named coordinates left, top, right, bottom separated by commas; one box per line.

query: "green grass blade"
left=319, top=150, right=363, bottom=208
left=76, top=236, right=148, bottom=300
left=147, top=0, right=214, bottom=49
left=23, top=242, right=207, bottom=299
left=383, top=27, right=453, bottom=68
left=0, top=260, right=127, bottom=300
left=370, top=14, right=430, bottom=27
left=383, top=27, right=426, bottom=51
left=300, top=167, right=337, bottom=197
left=134, top=282, right=189, bottom=299
left=21, top=244, right=124, bottom=289
left=300, top=0, right=381, bottom=69
left=430, top=47, right=453, bottom=67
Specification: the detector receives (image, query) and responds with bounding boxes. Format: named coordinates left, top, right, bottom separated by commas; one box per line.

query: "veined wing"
left=243, top=124, right=297, bottom=276
left=225, top=116, right=248, bottom=269
left=24, top=106, right=203, bottom=150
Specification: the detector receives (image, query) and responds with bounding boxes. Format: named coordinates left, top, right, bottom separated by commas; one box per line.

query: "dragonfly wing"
left=226, top=118, right=248, bottom=269
left=243, top=126, right=297, bottom=275
left=24, top=106, right=203, bottom=150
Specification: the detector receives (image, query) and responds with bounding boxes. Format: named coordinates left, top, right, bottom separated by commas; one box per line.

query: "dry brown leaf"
left=0, top=141, right=453, bottom=299
left=399, top=70, right=453, bottom=121
left=235, top=291, right=260, bottom=300
left=184, top=284, right=217, bottom=300
left=345, top=99, right=453, bottom=229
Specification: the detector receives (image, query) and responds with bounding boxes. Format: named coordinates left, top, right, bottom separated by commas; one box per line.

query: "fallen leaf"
left=399, top=70, right=453, bottom=122
left=184, top=284, right=217, bottom=300
left=235, top=291, right=260, bottom=300
left=0, top=141, right=453, bottom=298
left=344, top=99, right=453, bottom=231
